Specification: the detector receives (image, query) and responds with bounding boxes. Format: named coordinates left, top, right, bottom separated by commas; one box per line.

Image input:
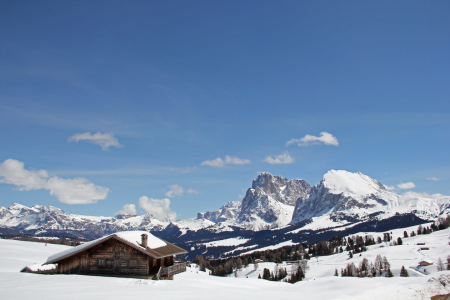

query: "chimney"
left=141, top=234, right=148, bottom=248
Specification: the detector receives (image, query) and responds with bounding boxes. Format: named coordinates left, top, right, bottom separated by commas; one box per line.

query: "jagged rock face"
left=197, top=173, right=312, bottom=230
left=233, top=173, right=311, bottom=229
left=251, top=172, right=312, bottom=206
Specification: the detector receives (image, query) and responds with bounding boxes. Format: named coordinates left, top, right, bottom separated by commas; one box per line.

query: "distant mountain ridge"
left=1, top=170, right=450, bottom=259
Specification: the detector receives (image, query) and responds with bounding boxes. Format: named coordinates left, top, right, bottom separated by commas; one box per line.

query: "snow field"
left=1, top=226, right=450, bottom=300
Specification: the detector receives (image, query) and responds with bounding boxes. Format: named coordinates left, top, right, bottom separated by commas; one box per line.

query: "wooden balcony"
left=154, top=262, right=187, bottom=280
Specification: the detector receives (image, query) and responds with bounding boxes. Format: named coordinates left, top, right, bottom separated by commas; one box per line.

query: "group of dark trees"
left=340, top=254, right=392, bottom=277
left=436, top=256, right=450, bottom=271
left=339, top=255, right=407, bottom=278
left=2, top=234, right=83, bottom=246
left=194, top=243, right=309, bottom=278
left=432, top=215, right=450, bottom=231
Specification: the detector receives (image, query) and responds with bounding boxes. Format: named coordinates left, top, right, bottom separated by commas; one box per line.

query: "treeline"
left=2, top=235, right=84, bottom=246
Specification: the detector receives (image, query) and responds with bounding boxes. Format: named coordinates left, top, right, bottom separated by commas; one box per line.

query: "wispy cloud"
left=200, top=158, right=225, bottom=168
left=187, top=188, right=200, bottom=194
left=0, top=159, right=109, bottom=204
left=200, top=155, right=251, bottom=168
left=138, top=196, right=176, bottom=220
left=165, top=184, right=184, bottom=198
left=264, top=151, right=295, bottom=165
left=286, top=132, right=339, bottom=147
left=427, top=177, right=440, bottom=181
left=115, top=204, right=137, bottom=216
left=69, top=132, right=123, bottom=151
left=397, top=182, right=415, bottom=190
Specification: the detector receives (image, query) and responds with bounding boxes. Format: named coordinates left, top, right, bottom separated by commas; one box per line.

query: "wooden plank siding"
left=57, top=239, right=171, bottom=276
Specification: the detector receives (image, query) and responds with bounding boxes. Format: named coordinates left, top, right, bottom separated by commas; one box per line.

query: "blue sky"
left=0, top=1, right=449, bottom=219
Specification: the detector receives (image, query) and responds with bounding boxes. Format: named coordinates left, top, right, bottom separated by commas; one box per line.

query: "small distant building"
left=254, top=259, right=264, bottom=263
left=416, top=242, right=426, bottom=245
left=418, top=260, right=433, bottom=266
left=419, top=247, right=429, bottom=250
left=44, top=231, right=187, bottom=280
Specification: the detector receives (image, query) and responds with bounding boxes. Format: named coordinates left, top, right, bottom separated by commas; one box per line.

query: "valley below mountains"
left=1, top=170, right=449, bottom=260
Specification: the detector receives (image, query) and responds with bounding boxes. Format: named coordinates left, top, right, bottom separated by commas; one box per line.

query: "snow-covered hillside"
left=1, top=226, right=450, bottom=300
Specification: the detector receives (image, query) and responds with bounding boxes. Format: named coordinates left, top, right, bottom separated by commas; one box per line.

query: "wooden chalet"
left=418, top=260, right=433, bottom=266
left=45, top=231, right=187, bottom=280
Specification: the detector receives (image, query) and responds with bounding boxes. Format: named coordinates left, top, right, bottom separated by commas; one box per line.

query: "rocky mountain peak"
left=249, top=172, right=312, bottom=206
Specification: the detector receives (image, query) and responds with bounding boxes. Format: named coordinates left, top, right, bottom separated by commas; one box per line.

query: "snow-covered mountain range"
left=196, top=170, right=450, bottom=230
left=1, top=170, right=449, bottom=259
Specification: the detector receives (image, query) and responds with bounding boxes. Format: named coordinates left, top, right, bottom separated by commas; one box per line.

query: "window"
left=98, top=258, right=105, bottom=266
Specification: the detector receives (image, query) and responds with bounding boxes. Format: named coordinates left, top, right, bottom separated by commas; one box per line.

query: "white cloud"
left=200, top=157, right=225, bottom=167
left=165, top=184, right=184, bottom=198
left=200, top=155, right=251, bottom=168
left=0, top=158, right=48, bottom=191
left=138, top=196, right=176, bottom=220
left=383, top=185, right=396, bottom=191
left=286, top=132, right=339, bottom=147
left=0, top=159, right=109, bottom=204
left=187, top=188, right=199, bottom=194
left=263, top=151, right=295, bottom=165
left=69, top=132, right=123, bottom=151
left=115, top=204, right=137, bottom=216
left=224, top=155, right=251, bottom=165
left=45, top=177, right=109, bottom=205
left=427, top=177, right=440, bottom=181
left=397, top=182, right=416, bottom=190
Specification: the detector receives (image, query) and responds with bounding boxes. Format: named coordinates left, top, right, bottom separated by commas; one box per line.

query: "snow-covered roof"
left=45, top=231, right=185, bottom=264
left=419, top=260, right=434, bottom=264
left=21, top=263, right=56, bottom=272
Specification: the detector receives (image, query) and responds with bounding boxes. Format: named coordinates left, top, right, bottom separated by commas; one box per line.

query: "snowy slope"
left=2, top=227, right=450, bottom=300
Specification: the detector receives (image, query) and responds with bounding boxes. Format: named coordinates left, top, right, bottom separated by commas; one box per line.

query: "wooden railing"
left=160, top=262, right=187, bottom=278
left=153, top=267, right=162, bottom=280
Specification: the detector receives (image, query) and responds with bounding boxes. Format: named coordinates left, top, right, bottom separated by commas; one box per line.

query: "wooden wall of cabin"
left=57, top=239, right=150, bottom=276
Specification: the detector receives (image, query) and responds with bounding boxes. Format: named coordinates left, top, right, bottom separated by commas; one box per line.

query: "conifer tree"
left=263, top=268, right=271, bottom=280
left=400, top=266, right=409, bottom=277
left=385, top=268, right=393, bottom=277
left=334, top=268, right=338, bottom=276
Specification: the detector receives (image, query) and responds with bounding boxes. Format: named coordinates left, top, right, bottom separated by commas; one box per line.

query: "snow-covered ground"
left=200, top=237, right=250, bottom=247
left=1, top=227, right=450, bottom=300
